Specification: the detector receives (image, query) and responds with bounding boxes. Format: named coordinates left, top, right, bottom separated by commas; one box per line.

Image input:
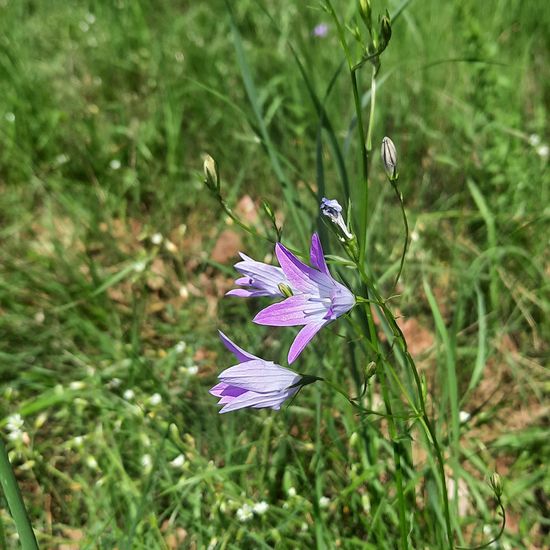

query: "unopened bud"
left=381, top=136, right=398, bottom=180
left=489, top=473, right=503, bottom=498
left=320, top=197, right=353, bottom=240
left=379, top=11, right=392, bottom=48
left=359, top=0, right=372, bottom=32
left=366, top=361, right=377, bottom=379
left=203, top=154, right=219, bottom=191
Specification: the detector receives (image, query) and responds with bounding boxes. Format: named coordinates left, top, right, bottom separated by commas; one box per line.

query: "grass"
left=0, top=0, right=549, bottom=548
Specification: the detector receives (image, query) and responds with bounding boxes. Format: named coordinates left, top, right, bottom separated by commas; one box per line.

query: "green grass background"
left=0, top=0, right=548, bottom=548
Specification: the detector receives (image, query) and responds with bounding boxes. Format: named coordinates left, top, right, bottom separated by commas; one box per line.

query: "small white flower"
left=7, top=429, right=23, bottom=441
left=4, top=112, right=15, bottom=123
left=70, top=381, right=86, bottom=390
left=141, top=454, right=152, bottom=471
left=123, top=389, right=135, bottom=400
left=179, top=286, right=189, bottom=299
left=6, top=414, right=24, bottom=432
left=319, top=496, right=330, bottom=509
left=287, top=487, right=297, bottom=498
left=528, top=133, right=541, bottom=147
left=253, top=501, right=269, bottom=515
left=148, top=393, right=162, bottom=406
left=164, top=239, right=178, bottom=254
left=536, top=144, right=549, bottom=159
left=236, top=503, right=253, bottom=522
left=186, top=365, right=199, bottom=376
left=170, top=454, right=186, bottom=468
left=151, top=233, right=163, bottom=245
left=459, top=410, right=471, bottom=423
left=86, top=456, right=98, bottom=470
left=109, top=159, right=121, bottom=170
left=74, top=436, right=84, bottom=446
left=174, top=341, right=187, bottom=354
left=34, top=310, right=46, bottom=324
left=107, top=377, right=122, bottom=389
left=54, top=154, right=69, bottom=166
left=133, top=261, right=147, bottom=273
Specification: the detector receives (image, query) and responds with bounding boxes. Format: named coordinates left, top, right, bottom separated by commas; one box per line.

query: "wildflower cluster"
left=209, top=231, right=355, bottom=413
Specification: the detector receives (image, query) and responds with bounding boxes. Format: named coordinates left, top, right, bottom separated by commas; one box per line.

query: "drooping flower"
left=320, top=198, right=353, bottom=240
left=253, top=234, right=355, bottom=364
left=210, top=331, right=304, bottom=413
left=226, top=252, right=292, bottom=298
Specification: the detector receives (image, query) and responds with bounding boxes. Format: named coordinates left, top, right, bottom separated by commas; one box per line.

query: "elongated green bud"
left=359, top=0, right=372, bottom=32
left=490, top=473, right=503, bottom=499
left=379, top=11, right=392, bottom=48
left=381, top=136, right=398, bottom=180
left=366, top=361, right=377, bottom=379
left=203, top=154, right=219, bottom=191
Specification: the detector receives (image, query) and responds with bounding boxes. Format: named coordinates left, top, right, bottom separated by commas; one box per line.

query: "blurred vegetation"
left=0, top=0, right=548, bottom=548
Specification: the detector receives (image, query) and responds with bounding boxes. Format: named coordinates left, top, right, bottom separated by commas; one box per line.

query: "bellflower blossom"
left=254, top=234, right=355, bottom=363
left=210, top=331, right=303, bottom=413
left=226, top=253, right=291, bottom=298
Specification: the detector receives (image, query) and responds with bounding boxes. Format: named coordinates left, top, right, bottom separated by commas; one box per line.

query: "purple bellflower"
left=313, top=23, right=329, bottom=38
left=226, top=252, right=292, bottom=298
left=210, top=331, right=303, bottom=413
left=253, top=233, right=355, bottom=364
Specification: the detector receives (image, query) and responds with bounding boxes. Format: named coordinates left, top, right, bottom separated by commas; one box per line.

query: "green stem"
left=365, top=279, right=454, bottom=549
left=0, top=438, right=39, bottom=549
left=392, top=180, right=409, bottom=292
left=351, top=68, right=370, bottom=270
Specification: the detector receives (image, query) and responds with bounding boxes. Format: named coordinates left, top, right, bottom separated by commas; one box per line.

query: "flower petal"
left=309, top=233, right=330, bottom=275
left=288, top=320, right=328, bottom=364
left=253, top=295, right=310, bottom=326
left=218, top=331, right=258, bottom=362
left=219, top=387, right=298, bottom=413
left=218, top=360, right=301, bottom=393
left=275, top=243, right=331, bottom=294
left=225, top=288, right=255, bottom=298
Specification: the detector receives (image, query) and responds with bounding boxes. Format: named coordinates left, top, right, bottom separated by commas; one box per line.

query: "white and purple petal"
left=288, top=320, right=328, bottom=364
left=218, top=360, right=301, bottom=393
left=253, top=295, right=310, bottom=327
left=218, top=331, right=259, bottom=362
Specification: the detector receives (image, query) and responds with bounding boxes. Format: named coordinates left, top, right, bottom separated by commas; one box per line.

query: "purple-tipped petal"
left=219, top=360, right=301, bottom=392
left=275, top=243, right=330, bottom=293
left=219, top=387, right=299, bottom=413
left=226, top=288, right=255, bottom=298
left=218, top=331, right=258, bottom=362
left=288, top=320, right=327, bottom=364
left=253, top=295, right=309, bottom=326
left=309, top=233, right=330, bottom=275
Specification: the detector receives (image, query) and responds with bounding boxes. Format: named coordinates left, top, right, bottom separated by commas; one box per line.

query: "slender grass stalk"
left=0, top=438, right=39, bottom=550
left=392, top=181, right=409, bottom=291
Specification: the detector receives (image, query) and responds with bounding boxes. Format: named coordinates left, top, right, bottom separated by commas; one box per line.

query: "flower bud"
left=489, top=472, right=503, bottom=499
left=359, top=0, right=372, bottom=32
left=203, top=154, right=219, bottom=191
left=379, top=11, right=392, bottom=48
left=365, top=361, right=377, bottom=379
left=381, top=136, right=397, bottom=180
left=320, top=198, right=353, bottom=240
